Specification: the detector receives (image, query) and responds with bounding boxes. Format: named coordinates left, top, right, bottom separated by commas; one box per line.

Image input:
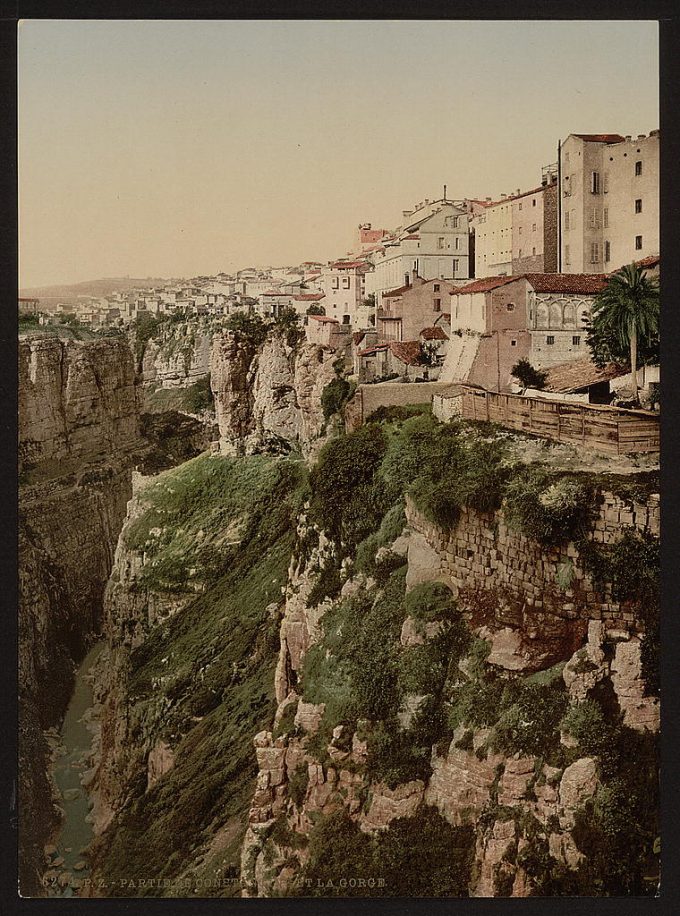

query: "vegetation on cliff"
left=94, top=454, right=308, bottom=896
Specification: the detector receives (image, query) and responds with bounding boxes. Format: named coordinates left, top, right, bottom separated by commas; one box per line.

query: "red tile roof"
left=389, top=341, right=423, bottom=366
left=262, top=289, right=288, bottom=296
left=308, top=314, right=338, bottom=323
left=359, top=344, right=390, bottom=357
left=330, top=260, right=368, bottom=270
left=420, top=326, right=449, bottom=341
left=293, top=293, right=326, bottom=301
left=523, top=273, right=608, bottom=294
left=403, top=234, right=421, bottom=240
left=450, top=276, right=519, bottom=295
left=382, top=284, right=411, bottom=298
left=572, top=133, right=626, bottom=144
left=543, top=357, right=628, bottom=393
left=633, top=255, right=660, bottom=270
left=353, top=331, right=366, bottom=345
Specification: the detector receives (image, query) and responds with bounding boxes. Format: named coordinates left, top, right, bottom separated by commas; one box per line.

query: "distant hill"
left=20, top=277, right=178, bottom=302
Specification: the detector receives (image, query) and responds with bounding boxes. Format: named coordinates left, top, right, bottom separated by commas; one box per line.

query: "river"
left=44, top=642, right=104, bottom=897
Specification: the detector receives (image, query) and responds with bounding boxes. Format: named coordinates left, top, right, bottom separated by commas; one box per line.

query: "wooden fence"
left=461, top=386, right=659, bottom=455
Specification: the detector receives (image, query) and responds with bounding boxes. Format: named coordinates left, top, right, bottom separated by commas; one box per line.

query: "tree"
left=306, top=303, right=326, bottom=316
left=585, top=264, right=659, bottom=402
left=511, top=358, right=548, bottom=390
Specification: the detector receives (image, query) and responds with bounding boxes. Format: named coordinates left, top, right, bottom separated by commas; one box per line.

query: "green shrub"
left=560, top=699, right=620, bottom=761
left=405, top=582, right=456, bottom=623
left=491, top=681, right=568, bottom=758
left=183, top=375, right=214, bottom=413
left=366, top=404, right=430, bottom=424
left=503, top=471, right=595, bottom=546
left=309, top=424, right=388, bottom=549
left=321, top=376, right=352, bottom=421
left=306, top=561, right=343, bottom=608
left=511, top=358, right=548, bottom=390
left=225, top=311, right=268, bottom=347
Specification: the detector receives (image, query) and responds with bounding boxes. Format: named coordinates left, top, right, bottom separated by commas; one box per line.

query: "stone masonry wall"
left=405, top=490, right=659, bottom=670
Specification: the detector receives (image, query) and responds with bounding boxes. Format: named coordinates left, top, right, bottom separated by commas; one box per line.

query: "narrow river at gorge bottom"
left=44, top=642, right=103, bottom=897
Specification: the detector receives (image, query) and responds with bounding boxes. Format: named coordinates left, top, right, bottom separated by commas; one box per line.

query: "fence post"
left=486, top=392, right=490, bottom=422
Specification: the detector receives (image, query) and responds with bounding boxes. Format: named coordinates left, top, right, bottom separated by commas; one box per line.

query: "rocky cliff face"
left=140, top=320, right=212, bottom=388
left=241, top=487, right=660, bottom=897
left=211, top=331, right=340, bottom=459
left=19, top=335, right=141, bottom=895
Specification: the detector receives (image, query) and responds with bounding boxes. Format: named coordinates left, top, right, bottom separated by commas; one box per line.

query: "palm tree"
left=589, top=263, right=659, bottom=404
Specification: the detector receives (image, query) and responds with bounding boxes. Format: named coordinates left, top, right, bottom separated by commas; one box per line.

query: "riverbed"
left=44, top=642, right=104, bottom=897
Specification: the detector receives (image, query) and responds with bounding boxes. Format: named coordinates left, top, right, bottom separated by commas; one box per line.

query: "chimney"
left=443, top=184, right=447, bottom=200
left=517, top=189, right=521, bottom=196
left=402, top=210, right=413, bottom=220
left=625, top=135, right=632, bottom=141
left=637, top=134, right=646, bottom=139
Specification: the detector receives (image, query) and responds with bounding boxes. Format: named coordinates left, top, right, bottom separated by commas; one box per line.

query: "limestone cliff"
left=140, top=319, right=213, bottom=388
left=19, top=335, right=141, bottom=896
left=241, top=486, right=660, bottom=897
left=211, top=331, right=340, bottom=459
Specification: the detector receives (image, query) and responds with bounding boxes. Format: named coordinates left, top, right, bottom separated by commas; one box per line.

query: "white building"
left=320, top=260, right=371, bottom=327
left=559, top=131, right=659, bottom=274
left=364, top=198, right=471, bottom=309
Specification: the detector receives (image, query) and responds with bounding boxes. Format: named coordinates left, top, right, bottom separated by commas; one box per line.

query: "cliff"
left=240, top=416, right=660, bottom=898
left=19, top=335, right=141, bottom=895
left=211, top=331, right=341, bottom=459
left=87, top=454, right=308, bottom=895
left=140, top=318, right=213, bottom=389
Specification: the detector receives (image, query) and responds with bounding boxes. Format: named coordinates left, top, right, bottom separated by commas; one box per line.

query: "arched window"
left=535, top=303, right=549, bottom=329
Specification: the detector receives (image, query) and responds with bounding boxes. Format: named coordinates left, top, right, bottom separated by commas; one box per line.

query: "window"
left=532, top=247, right=536, bottom=256
left=572, top=336, right=581, bottom=346
left=433, top=298, right=441, bottom=312
left=433, top=283, right=440, bottom=292
left=437, top=237, right=445, bottom=249
left=453, top=216, right=459, bottom=228
left=564, top=211, right=570, bottom=230
left=519, top=202, right=523, bottom=211
left=342, top=277, right=350, bottom=289
left=452, top=259, right=459, bottom=272
left=532, top=198, right=537, bottom=207
left=603, top=172, right=609, bottom=193
left=605, top=240, right=611, bottom=262
left=603, top=208, right=609, bottom=228
left=455, top=236, right=460, bottom=250
left=511, top=339, right=517, bottom=346
left=519, top=226, right=522, bottom=235
left=590, top=242, right=600, bottom=263
left=532, top=223, right=537, bottom=232
left=635, top=198, right=643, bottom=213
left=565, top=244, right=571, bottom=265
left=518, top=248, right=522, bottom=258
left=635, top=235, right=643, bottom=250
left=547, top=336, right=555, bottom=345
left=332, top=278, right=339, bottom=289
left=635, top=160, right=642, bottom=176
left=590, top=171, right=601, bottom=194
left=506, top=303, right=516, bottom=312
left=590, top=207, right=600, bottom=229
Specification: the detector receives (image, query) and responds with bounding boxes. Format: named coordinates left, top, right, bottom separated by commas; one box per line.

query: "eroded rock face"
left=141, top=327, right=212, bottom=389
left=19, top=336, right=141, bottom=896
left=210, top=331, right=339, bottom=459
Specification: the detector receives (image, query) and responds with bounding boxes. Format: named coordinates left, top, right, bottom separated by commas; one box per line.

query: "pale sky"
left=18, top=19, right=659, bottom=288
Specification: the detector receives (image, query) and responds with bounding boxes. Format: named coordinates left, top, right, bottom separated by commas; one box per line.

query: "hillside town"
left=20, top=129, right=660, bottom=410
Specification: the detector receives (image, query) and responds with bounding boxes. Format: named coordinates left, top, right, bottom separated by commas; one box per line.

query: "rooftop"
left=420, top=326, right=449, bottom=341
left=543, top=356, right=628, bottom=393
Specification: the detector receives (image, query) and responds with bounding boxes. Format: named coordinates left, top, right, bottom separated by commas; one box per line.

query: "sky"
left=18, top=19, right=659, bottom=288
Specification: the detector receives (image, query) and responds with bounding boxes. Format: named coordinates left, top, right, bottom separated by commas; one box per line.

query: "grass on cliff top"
left=125, top=453, right=300, bottom=590
left=96, top=454, right=307, bottom=896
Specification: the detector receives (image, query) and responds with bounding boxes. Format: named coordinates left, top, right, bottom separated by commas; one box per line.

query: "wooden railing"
left=461, top=386, right=659, bottom=455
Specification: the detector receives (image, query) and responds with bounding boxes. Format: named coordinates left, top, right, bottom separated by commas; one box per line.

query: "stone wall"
left=405, top=490, right=658, bottom=670
left=345, top=381, right=459, bottom=431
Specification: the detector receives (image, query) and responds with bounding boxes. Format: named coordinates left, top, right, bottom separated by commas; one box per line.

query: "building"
left=304, top=314, right=351, bottom=349
left=376, top=277, right=457, bottom=343
left=353, top=223, right=388, bottom=255
left=365, top=198, right=471, bottom=309
left=559, top=131, right=659, bottom=273
left=441, top=272, right=608, bottom=391
left=471, top=166, right=558, bottom=278
left=320, top=260, right=371, bottom=327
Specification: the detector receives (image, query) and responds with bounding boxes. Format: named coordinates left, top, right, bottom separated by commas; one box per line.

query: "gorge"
left=18, top=318, right=661, bottom=898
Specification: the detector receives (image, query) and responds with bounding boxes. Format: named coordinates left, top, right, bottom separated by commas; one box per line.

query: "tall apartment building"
left=559, top=131, right=659, bottom=273
left=365, top=198, right=471, bottom=307
left=470, top=167, right=558, bottom=278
